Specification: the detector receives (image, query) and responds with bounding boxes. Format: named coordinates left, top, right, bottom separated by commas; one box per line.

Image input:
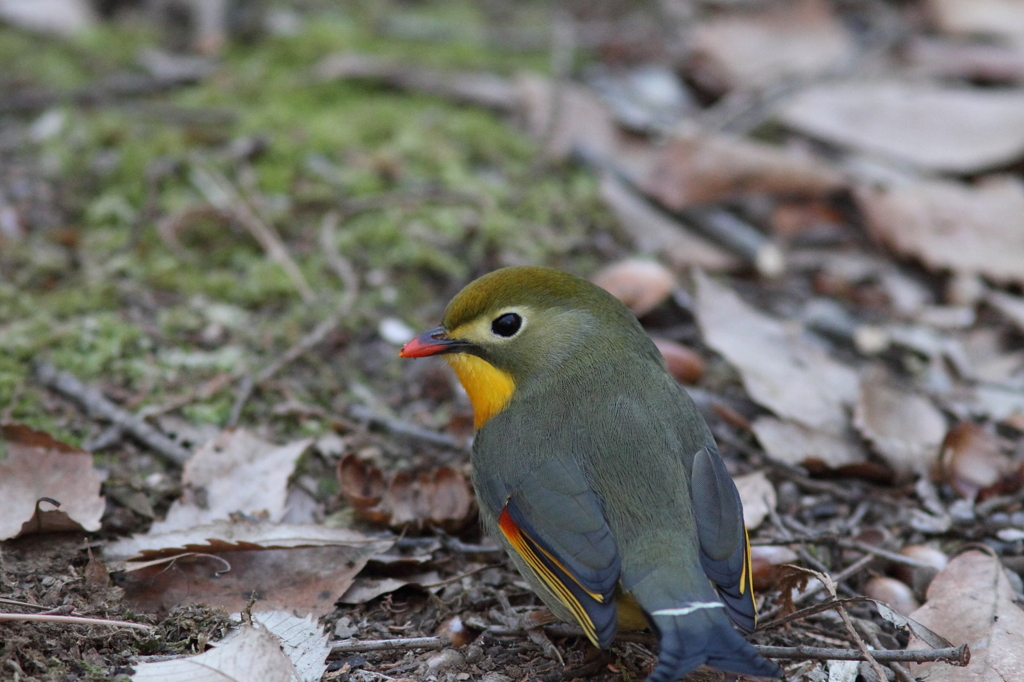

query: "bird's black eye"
left=491, top=312, right=522, bottom=337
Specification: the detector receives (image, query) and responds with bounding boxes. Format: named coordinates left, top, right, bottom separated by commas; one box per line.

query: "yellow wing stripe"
left=499, top=507, right=601, bottom=646
left=740, top=526, right=756, bottom=627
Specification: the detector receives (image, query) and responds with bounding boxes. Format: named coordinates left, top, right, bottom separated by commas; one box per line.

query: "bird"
left=400, top=266, right=782, bottom=681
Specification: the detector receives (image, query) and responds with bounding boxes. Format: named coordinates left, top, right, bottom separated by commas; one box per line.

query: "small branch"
left=227, top=212, right=359, bottom=427
left=191, top=165, right=315, bottom=303
left=331, top=636, right=445, bottom=654
left=837, top=539, right=939, bottom=569
left=326, top=633, right=970, bottom=668
left=760, top=552, right=876, bottom=623
left=809, top=566, right=888, bottom=681
left=33, top=362, right=191, bottom=466
left=314, top=53, right=518, bottom=112
left=347, top=404, right=467, bottom=450
left=757, top=643, right=970, bottom=666
left=0, top=69, right=215, bottom=115
left=681, top=207, right=786, bottom=278
left=0, top=613, right=153, bottom=631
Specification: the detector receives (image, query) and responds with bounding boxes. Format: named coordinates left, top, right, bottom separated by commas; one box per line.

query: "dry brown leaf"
left=749, top=545, right=799, bottom=591
left=769, top=198, right=847, bottom=239
left=337, top=571, right=443, bottom=605
left=591, top=258, right=675, bottom=317
left=640, top=130, right=845, bottom=210
left=908, top=550, right=1024, bottom=681
left=109, top=521, right=392, bottom=616
left=939, top=422, right=1018, bottom=500
left=907, top=37, right=1024, bottom=84
left=598, top=173, right=738, bottom=272
left=151, top=430, right=311, bottom=534
left=893, top=545, right=948, bottom=596
left=778, top=83, right=1024, bottom=173
left=863, top=576, right=920, bottom=617
left=752, top=416, right=866, bottom=470
left=733, top=471, right=776, bottom=531
left=514, top=73, right=618, bottom=162
left=926, top=0, right=1024, bottom=45
left=695, top=272, right=859, bottom=431
left=686, top=0, right=854, bottom=94
left=133, top=620, right=298, bottom=682
left=853, top=366, right=947, bottom=481
left=337, top=455, right=476, bottom=533
left=0, top=423, right=105, bottom=540
left=104, top=520, right=387, bottom=560
left=650, top=337, right=705, bottom=385
left=858, top=177, right=1024, bottom=286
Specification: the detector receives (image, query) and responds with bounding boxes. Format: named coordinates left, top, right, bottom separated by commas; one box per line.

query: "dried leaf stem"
left=0, top=613, right=153, bottom=631
left=329, top=634, right=970, bottom=667
left=33, top=361, right=191, bottom=466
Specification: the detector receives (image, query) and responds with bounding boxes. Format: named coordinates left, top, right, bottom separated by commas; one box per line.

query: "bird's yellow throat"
left=443, top=354, right=515, bottom=429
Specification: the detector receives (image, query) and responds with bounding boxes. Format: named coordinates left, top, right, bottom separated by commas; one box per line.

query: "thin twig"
left=534, top=11, right=575, bottom=164
left=0, top=613, right=153, bottom=631
left=855, top=618, right=917, bottom=682
left=837, top=539, right=938, bottom=569
left=227, top=212, right=360, bottom=427
left=331, top=636, right=445, bottom=654
left=759, top=552, right=876, bottom=622
left=326, top=633, right=969, bottom=667
left=0, top=70, right=216, bottom=115
left=33, top=361, right=191, bottom=466
left=347, top=404, right=467, bottom=450
left=757, top=643, right=969, bottom=666
left=191, top=164, right=315, bottom=303
left=812, top=567, right=889, bottom=681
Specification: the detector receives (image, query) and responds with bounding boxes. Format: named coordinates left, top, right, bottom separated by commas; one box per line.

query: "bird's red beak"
left=399, top=326, right=470, bottom=358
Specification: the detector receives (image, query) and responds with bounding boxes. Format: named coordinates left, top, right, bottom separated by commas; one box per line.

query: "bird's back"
left=475, top=351, right=780, bottom=679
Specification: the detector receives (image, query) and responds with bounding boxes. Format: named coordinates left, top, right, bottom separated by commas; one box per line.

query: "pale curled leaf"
left=733, top=471, right=776, bottom=531
left=640, top=129, right=845, bottom=210
left=107, top=521, right=393, bottom=617
left=133, top=621, right=297, bottom=682
left=104, top=520, right=388, bottom=561
left=226, top=612, right=331, bottom=682
left=907, top=550, right=1024, bottom=680
left=514, top=73, right=618, bottom=162
left=0, top=424, right=105, bottom=540
left=752, top=417, right=866, bottom=469
left=686, top=0, right=854, bottom=93
left=857, top=176, right=1024, bottom=285
left=926, top=0, right=1024, bottom=45
left=338, top=571, right=444, bottom=605
left=150, top=430, right=312, bottom=534
left=853, top=366, right=946, bottom=481
left=695, top=272, right=859, bottom=431
left=779, top=82, right=1024, bottom=173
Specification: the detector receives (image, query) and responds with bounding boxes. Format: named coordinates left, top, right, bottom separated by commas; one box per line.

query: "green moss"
left=1, top=3, right=613, bottom=447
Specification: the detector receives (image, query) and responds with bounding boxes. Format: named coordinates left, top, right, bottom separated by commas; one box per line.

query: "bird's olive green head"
left=402, top=266, right=655, bottom=383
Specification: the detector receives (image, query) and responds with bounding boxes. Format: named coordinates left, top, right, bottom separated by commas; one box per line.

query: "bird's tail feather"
left=645, top=605, right=781, bottom=682
left=627, top=567, right=782, bottom=682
